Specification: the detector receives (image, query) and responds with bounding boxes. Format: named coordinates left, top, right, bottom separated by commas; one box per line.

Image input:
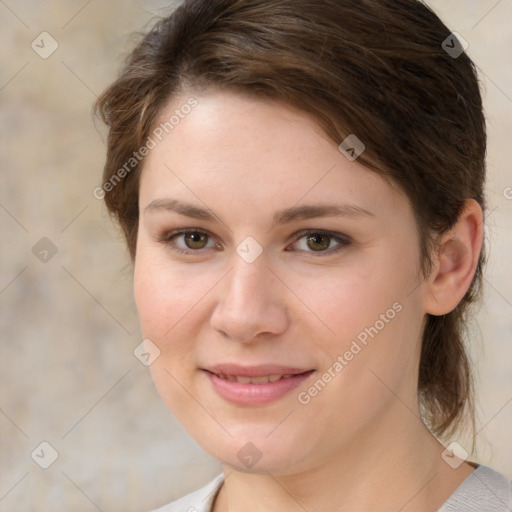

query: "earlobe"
left=423, top=199, right=484, bottom=316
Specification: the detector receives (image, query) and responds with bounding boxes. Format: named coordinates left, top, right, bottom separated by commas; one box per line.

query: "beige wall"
left=1, top=1, right=511, bottom=510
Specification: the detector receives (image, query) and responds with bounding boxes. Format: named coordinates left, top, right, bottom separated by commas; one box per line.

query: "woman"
left=94, top=0, right=512, bottom=510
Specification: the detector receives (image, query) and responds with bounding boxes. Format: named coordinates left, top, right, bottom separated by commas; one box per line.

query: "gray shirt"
left=150, top=465, right=512, bottom=512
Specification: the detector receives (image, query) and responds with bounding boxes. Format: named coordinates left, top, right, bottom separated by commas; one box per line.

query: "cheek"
left=134, top=256, right=172, bottom=340
left=297, top=294, right=420, bottom=442
left=296, top=248, right=422, bottom=395
left=133, top=254, right=205, bottom=411
left=134, top=251, right=184, bottom=331
left=133, top=252, right=220, bottom=352
left=294, top=256, right=411, bottom=350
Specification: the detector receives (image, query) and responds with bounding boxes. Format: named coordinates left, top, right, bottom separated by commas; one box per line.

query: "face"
left=134, top=88, right=428, bottom=475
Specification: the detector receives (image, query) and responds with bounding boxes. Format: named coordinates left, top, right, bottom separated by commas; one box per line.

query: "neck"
left=212, top=406, right=474, bottom=512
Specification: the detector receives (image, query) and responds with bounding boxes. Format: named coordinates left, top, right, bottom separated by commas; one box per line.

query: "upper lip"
left=204, top=364, right=314, bottom=377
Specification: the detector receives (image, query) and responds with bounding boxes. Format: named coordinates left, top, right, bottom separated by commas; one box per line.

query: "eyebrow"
left=144, top=198, right=375, bottom=225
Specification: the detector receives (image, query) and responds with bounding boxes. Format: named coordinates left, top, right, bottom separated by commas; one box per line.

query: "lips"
left=203, top=364, right=315, bottom=405
left=206, top=363, right=312, bottom=378
left=214, top=373, right=295, bottom=384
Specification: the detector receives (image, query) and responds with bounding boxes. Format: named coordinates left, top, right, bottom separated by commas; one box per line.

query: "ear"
left=423, top=199, right=484, bottom=316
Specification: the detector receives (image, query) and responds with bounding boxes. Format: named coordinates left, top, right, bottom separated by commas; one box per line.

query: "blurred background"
left=1, top=1, right=511, bottom=510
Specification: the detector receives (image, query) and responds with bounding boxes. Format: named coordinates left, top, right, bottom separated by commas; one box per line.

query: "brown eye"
left=162, top=229, right=218, bottom=254
left=289, top=230, right=352, bottom=256
left=306, top=233, right=331, bottom=251
left=183, top=232, right=209, bottom=250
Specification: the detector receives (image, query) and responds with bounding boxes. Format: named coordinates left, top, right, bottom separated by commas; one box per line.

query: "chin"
left=197, top=427, right=308, bottom=475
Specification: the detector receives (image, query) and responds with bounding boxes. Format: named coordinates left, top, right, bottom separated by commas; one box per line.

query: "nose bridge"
left=211, top=252, right=288, bottom=341
left=225, top=254, right=273, bottom=313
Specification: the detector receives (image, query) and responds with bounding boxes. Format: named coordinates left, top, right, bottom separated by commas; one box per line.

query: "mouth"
left=202, top=364, right=316, bottom=405
left=209, top=373, right=303, bottom=384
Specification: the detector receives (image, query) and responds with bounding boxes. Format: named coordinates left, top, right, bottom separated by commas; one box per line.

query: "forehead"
left=139, top=89, right=408, bottom=221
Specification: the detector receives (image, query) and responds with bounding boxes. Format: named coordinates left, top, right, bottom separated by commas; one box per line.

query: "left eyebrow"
left=143, top=198, right=375, bottom=225
left=272, top=203, right=375, bottom=225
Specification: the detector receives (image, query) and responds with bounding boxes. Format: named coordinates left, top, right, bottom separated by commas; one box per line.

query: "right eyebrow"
left=144, top=198, right=217, bottom=221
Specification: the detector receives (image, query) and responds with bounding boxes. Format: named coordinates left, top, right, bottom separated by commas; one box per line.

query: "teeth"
left=217, top=373, right=295, bottom=384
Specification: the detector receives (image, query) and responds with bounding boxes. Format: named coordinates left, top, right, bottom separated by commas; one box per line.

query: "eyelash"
left=159, top=228, right=352, bottom=257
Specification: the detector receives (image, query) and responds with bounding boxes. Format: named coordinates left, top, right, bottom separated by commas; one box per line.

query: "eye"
left=288, top=230, right=352, bottom=255
left=162, top=229, right=219, bottom=254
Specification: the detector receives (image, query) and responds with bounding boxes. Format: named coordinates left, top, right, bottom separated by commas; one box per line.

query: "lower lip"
left=204, top=370, right=315, bottom=406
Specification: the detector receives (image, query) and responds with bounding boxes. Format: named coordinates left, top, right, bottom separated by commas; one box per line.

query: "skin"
left=134, top=88, right=483, bottom=511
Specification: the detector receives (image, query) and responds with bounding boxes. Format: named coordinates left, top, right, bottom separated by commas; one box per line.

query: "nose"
left=210, top=257, right=289, bottom=343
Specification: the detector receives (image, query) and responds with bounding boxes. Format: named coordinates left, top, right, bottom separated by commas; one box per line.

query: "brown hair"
left=94, top=0, right=486, bottom=440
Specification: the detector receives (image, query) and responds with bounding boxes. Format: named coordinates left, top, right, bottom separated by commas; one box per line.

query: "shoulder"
left=145, top=466, right=512, bottom=512
left=438, top=464, right=512, bottom=512
left=147, top=473, right=224, bottom=512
